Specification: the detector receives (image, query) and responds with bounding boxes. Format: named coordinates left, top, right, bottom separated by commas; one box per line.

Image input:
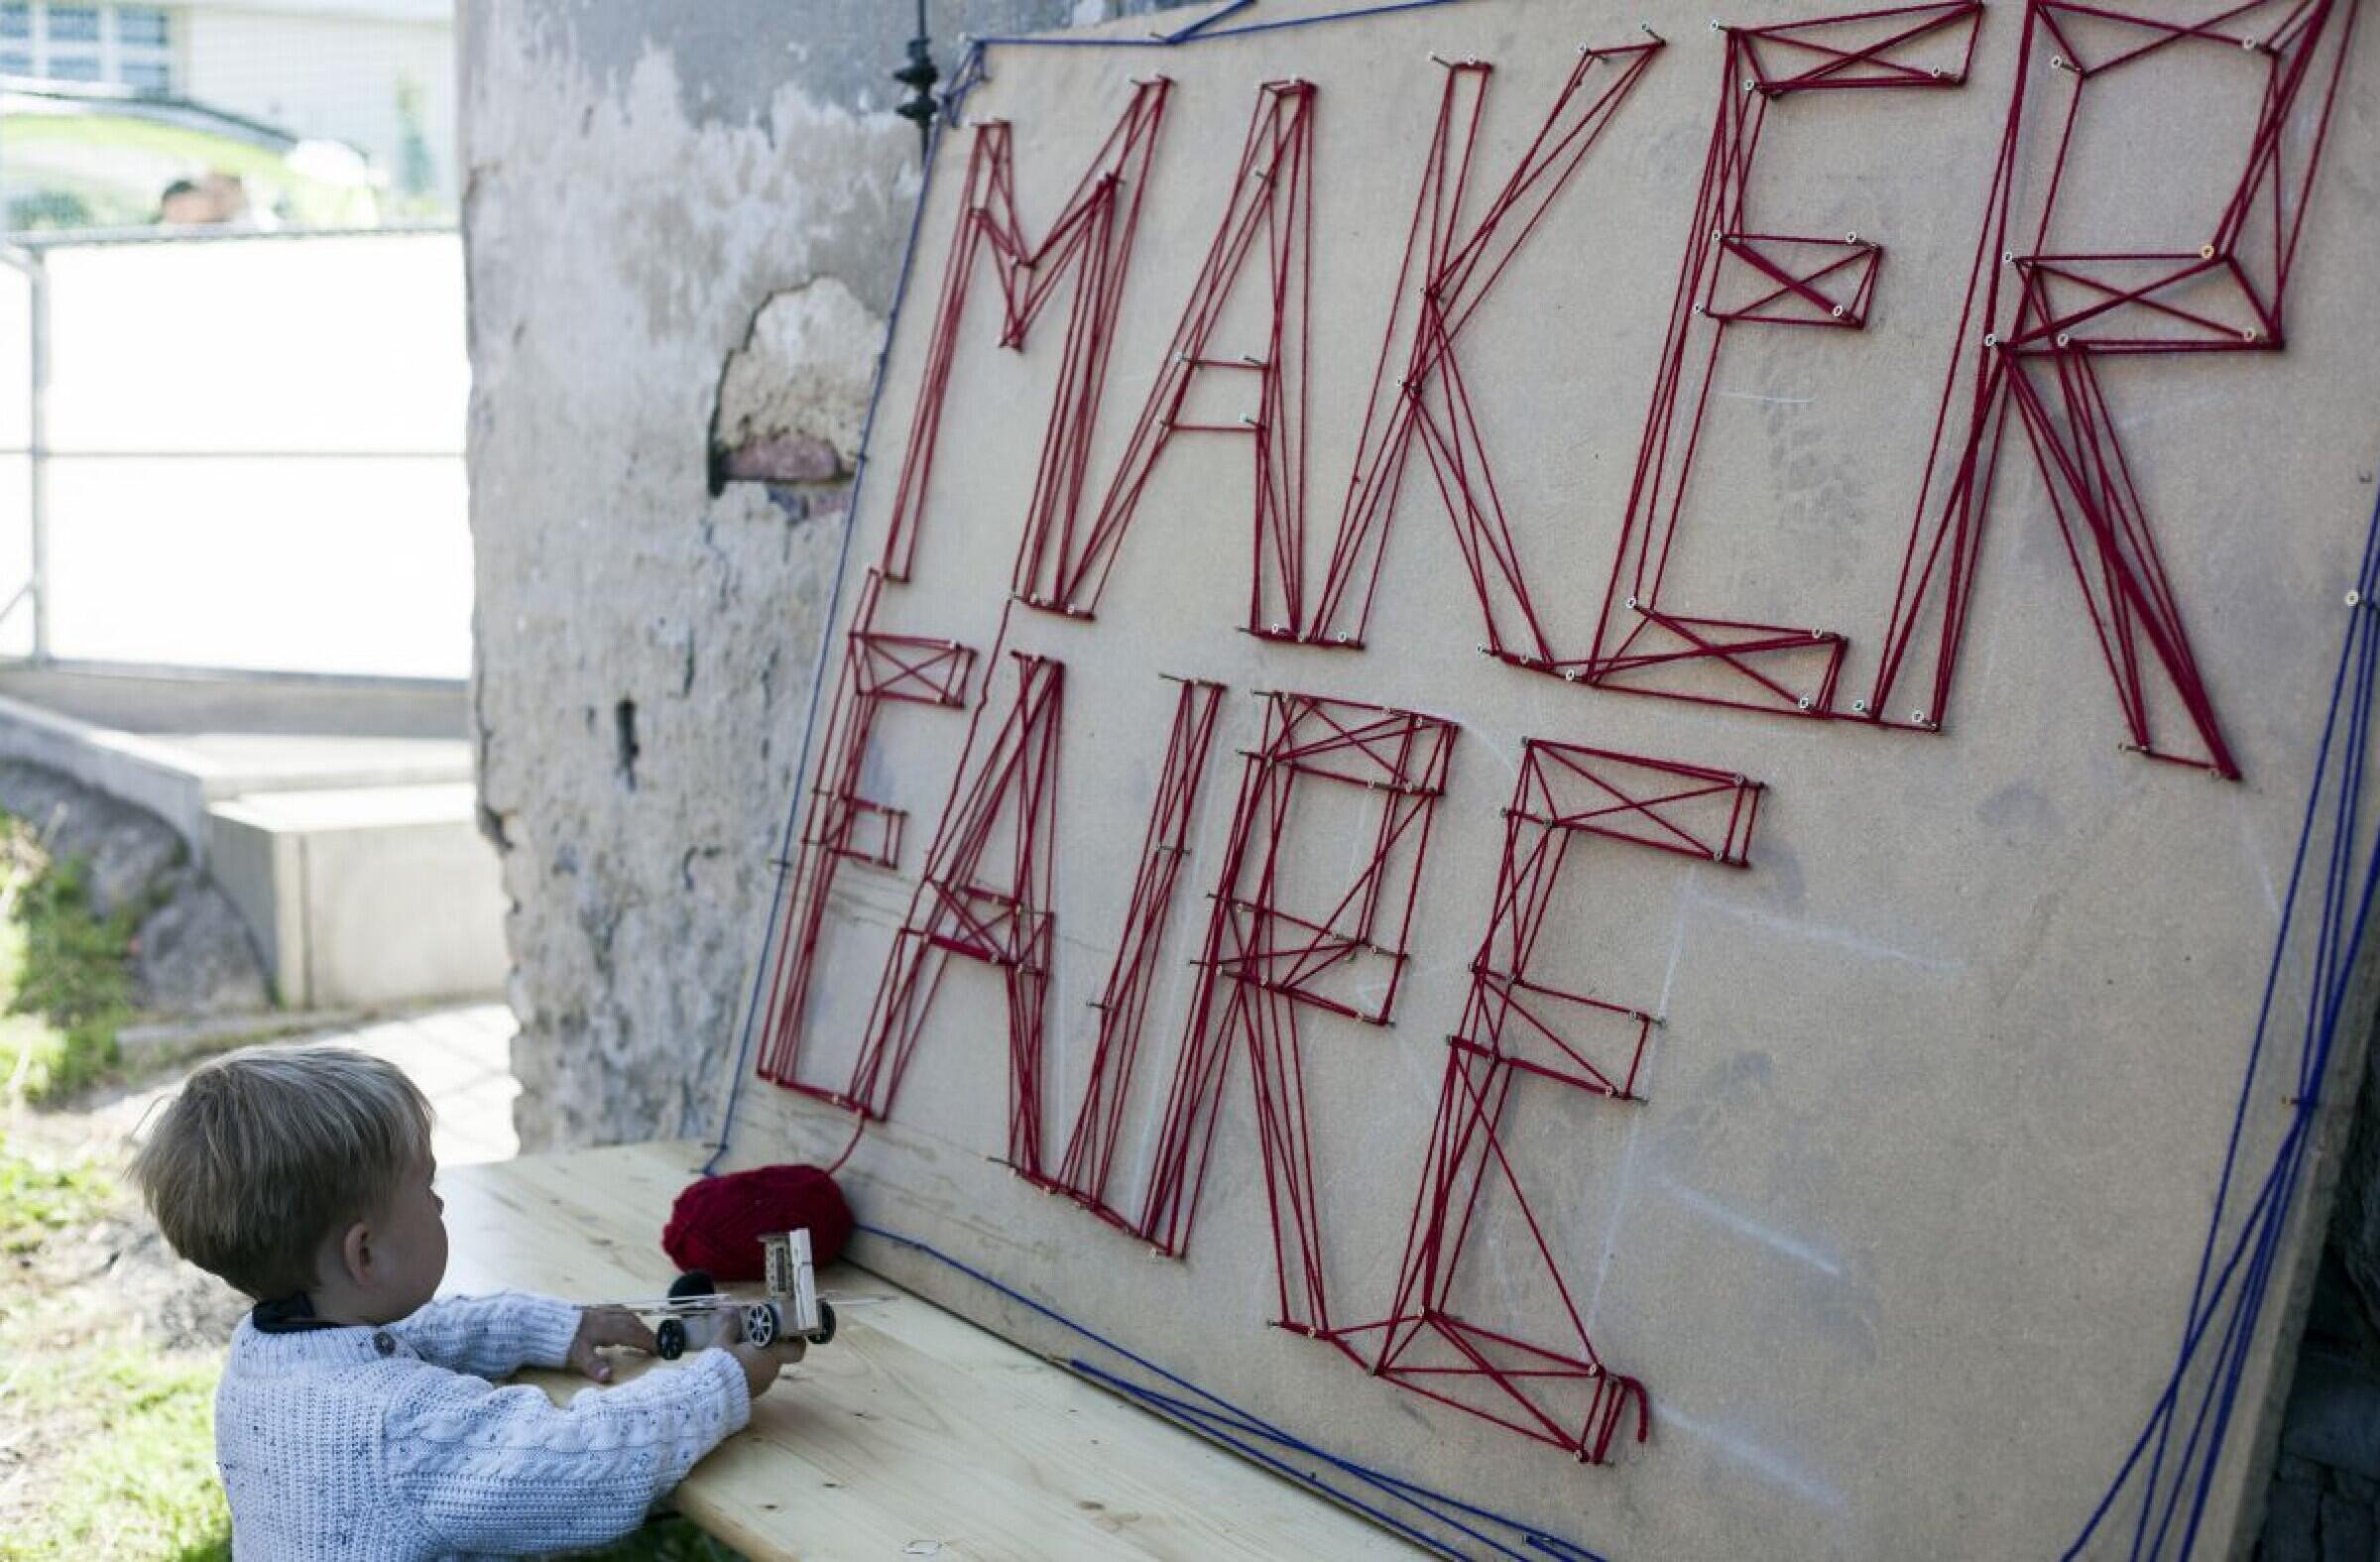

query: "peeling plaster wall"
left=460, top=0, right=1199, bottom=1147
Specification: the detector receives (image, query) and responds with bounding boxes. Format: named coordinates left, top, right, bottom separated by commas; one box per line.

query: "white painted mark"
left=1697, top=896, right=1964, bottom=974
left=1656, top=876, right=1698, bottom=1014
left=1586, top=882, right=1698, bottom=1330
left=1659, top=1402, right=1848, bottom=1513
left=1657, top=1175, right=1844, bottom=1279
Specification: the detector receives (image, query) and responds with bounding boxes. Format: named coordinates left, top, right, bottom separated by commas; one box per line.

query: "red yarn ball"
left=661, top=1164, right=853, bottom=1281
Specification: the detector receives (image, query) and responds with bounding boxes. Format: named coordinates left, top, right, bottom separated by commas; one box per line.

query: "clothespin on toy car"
left=604, top=1230, right=840, bottom=1360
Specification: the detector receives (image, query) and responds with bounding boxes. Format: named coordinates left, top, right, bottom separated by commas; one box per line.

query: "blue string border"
left=696, top=3, right=2380, bottom=1555
left=853, top=1219, right=1609, bottom=1561
left=2065, top=480, right=2380, bottom=1560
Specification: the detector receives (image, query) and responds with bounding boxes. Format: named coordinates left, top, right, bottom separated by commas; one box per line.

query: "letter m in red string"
left=1329, top=742, right=1764, bottom=1464
left=1135, top=694, right=1456, bottom=1339
left=880, top=80, right=1169, bottom=584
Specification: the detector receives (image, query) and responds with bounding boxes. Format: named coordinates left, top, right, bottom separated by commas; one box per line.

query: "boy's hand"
left=718, top=1306, right=806, bottom=1400
left=728, top=1338, right=804, bottom=1400
left=567, top=1305, right=656, bottom=1383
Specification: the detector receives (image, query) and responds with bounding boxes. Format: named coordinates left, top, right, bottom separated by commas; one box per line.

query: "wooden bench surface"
left=437, top=1140, right=1407, bottom=1560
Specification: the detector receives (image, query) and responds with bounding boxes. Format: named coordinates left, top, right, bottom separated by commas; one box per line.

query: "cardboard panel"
left=723, top=2, right=2380, bottom=1554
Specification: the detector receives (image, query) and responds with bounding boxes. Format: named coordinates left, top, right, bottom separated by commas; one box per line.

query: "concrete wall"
left=460, top=0, right=1197, bottom=1149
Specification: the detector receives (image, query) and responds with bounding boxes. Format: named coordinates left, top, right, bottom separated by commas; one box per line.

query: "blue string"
left=855, top=1220, right=1609, bottom=1561
left=1162, top=0, right=1258, bottom=43
left=963, top=0, right=1469, bottom=51
left=940, top=40, right=991, bottom=126
left=2066, top=472, right=2380, bottom=1560
left=1060, top=1363, right=1601, bottom=1562
left=1064, top=1363, right=1481, bottom=1559
left=704, top=5, right=2380, bottom=1550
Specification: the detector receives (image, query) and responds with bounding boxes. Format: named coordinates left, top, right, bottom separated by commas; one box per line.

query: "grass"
left=590, top=1518, right=750, bottom=1559
left=0, top=1143, right=110, bottom=1254
left=0, top=811, right=227, bottom=1558
left=0, top=1338, right=231, bottom=1561
left=0, top=1141, right=232, bottom=1560
left=0, top=819, right=141, bottom=1105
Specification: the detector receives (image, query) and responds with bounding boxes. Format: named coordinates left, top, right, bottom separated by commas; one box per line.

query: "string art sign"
left=715, top=2, right=2380, bottom=1555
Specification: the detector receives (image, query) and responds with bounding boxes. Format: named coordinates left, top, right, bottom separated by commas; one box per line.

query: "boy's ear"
left=338, top=1220, right=373, bottom=1285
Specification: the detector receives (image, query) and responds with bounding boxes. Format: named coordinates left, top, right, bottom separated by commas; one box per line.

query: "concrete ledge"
left=0, top=692, right=219, bottom=845
left=207, top=783, right=508, bottom=1010
left=0, top=691, right=472, bottom=852
left=0, top=665, right=466, bottom=739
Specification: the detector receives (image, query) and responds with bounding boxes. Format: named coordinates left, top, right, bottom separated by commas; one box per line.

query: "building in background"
left=0, top=0, right=454, bottom=224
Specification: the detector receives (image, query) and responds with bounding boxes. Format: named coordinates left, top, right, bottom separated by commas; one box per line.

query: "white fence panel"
left=5, top=229, right=469, bottom=676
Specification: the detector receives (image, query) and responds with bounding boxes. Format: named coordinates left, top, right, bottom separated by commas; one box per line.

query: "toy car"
left=609, top=1230, right=839, bottom=1360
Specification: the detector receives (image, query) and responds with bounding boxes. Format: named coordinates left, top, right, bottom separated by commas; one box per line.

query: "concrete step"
left=206, top=783, right=508, bottom=1010
left=0, top=689, right=471, bottom=849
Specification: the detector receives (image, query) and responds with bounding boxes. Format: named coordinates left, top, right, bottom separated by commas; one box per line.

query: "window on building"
left=1, top=3, right=172, bottom=92
left=114, top=4, right=161, bottom=47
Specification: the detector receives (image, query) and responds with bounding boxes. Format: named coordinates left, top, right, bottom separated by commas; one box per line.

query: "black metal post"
left=893, top=0, right=939, bottom=148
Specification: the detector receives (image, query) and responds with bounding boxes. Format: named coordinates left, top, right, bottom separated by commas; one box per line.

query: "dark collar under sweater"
left=250, top=1292, right=344, bottom=1334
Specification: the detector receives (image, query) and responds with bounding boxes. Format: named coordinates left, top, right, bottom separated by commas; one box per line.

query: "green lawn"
left=0, top=818, right=255, bottom=1557
left=0, top=824, right=140, bottom=1102
left=0, top=1131, right=233, bottom=1559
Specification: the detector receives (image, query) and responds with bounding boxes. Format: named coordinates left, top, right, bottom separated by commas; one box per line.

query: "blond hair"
left=129, top=1046, right=433, bottom=1299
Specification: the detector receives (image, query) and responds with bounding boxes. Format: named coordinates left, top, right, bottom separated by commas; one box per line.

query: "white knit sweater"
left=214, top=1290, right=751, bottom=1560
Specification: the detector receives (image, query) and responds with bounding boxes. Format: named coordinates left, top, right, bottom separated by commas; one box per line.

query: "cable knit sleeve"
left=384, top=1348, right=753, bottom=1555
left=392, top=1290, right=585, bottom=1377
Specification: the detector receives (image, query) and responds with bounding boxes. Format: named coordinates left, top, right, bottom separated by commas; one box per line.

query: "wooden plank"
left=437, top=1141, right=1410, bottom=1561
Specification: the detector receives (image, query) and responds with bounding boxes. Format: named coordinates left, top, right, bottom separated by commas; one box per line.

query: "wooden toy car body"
left=609, top=1229, right=838, bottom=1360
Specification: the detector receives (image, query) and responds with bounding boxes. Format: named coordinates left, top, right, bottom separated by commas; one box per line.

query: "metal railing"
left=0, top=238, right=46, bottom=659
left=0, top=223, right=470, bottom=679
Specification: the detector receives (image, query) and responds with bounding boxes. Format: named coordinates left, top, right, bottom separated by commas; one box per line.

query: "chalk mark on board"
left=1659, top=1402, right=1847, bottom=1513
left=1696, top=896, right=1964, bottom=974
left=1656, top=1175, right=1844, bottom=1280
left=1583, top=879, right=1696, bottom=1333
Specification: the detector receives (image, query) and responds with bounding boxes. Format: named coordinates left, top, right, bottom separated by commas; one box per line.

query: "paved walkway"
left=85, top=1002, right=521, bottom=1170
left=313, top=1003, right=520, bottom=1166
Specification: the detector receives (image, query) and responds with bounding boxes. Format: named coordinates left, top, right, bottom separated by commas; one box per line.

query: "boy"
left=130, top=1046, right=797, bottom=1559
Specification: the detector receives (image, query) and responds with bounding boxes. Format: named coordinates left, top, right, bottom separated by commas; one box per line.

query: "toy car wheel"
left=655, top=1317, right=687, bottom=1361
left=666, top=1270, right=717, bottom=1301
left=743, top=1303, right=779, bottom=1349
left=807, top=1299, right=837, bottom=1347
